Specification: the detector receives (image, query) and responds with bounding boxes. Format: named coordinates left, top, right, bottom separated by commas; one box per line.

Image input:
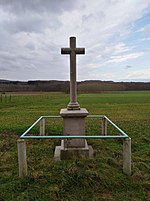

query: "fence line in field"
left=0, top=93, right=12, bottom=103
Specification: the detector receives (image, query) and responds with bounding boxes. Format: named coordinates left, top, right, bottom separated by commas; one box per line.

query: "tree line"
left=0, top=80, right=150, bottom=93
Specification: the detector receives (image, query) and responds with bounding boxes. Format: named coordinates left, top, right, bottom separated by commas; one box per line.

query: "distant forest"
left=0, top=80, right=150, bottom=93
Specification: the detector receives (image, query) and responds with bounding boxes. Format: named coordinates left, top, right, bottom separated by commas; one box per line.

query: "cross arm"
left=61, top=48, right=71, bottom=54
left=75, top=48, right=85, bottom=54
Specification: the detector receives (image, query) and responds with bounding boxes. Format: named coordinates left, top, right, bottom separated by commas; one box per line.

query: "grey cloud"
left=0, top=30, right=16, bottom=51
left=82, top=14, right=93, bottom=24
left=0, top=47, right=36, bottom=73
left=0, top=66, right=10, bottom=72
left=2, top=17, right=47, bottom=33
left=125, top=65, right=132, bottom=69
left=0, top=0, right=78, bottom=15
left=82, top=11, right=104, bottom=25
left=24, top=42, right=35, bottom=50
left=0, top=0, right=75, bottom=34
left=1, top=13, right=62, bottom=34
left=0, top=59, right=19, bottom=71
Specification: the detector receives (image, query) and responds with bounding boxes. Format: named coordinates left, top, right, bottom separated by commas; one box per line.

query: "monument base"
left=60, top=108, right=89, bottom=148
left=54, top=140, right=94, bottom=161
left=54, top=107, right=94, bottom=160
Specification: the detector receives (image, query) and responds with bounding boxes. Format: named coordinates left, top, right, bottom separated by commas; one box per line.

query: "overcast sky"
left=0, top=0, right=150, bottom=82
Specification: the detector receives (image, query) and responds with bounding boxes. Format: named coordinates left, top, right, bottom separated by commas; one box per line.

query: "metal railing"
left=20, top=115, right=129, bottom=139
left=18, top=115, right=131, bottom=177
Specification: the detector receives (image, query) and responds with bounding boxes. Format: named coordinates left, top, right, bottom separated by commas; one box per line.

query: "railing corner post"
left=102, top=116, right=107, bottom=136
left=123, top=137, right=131, bottom=176
left=17, top=139, right=28, bottom=178
left=40, top=118, right=45, bottom=136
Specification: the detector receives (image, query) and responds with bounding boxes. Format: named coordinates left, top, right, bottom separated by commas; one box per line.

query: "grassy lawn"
left=0, top=91, right=150, bottom=201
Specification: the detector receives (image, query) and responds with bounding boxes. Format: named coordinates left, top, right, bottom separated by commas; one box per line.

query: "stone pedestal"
left=54, top=108, right=94, bottom=160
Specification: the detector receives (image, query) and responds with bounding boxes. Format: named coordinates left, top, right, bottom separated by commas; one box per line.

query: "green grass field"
left=0, top=91, right=150, bottom=201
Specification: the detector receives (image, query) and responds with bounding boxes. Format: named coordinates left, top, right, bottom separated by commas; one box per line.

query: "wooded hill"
left=0, top=80, right=150, bottom=93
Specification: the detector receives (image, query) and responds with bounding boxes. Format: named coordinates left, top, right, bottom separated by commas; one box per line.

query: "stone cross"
left=61, top=37, right=85, bottom=110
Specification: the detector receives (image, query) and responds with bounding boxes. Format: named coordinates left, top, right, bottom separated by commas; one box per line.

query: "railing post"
left=17, top=139, right=27, bottom=178
left=123, top=137, right=131, bottom=175
left=102, top=117, right=107, bottom=136
left=40, top=118, right=45, bottom=136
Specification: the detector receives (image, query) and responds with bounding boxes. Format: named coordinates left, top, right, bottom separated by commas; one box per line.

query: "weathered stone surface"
left=60, top=108, right=88, bottom=117
left=54, top=36, right=94, bottom=160
left=60, top=108, right=88, bottom=148
left=61, top=37, right=85, bottom=110
left=54, top=140, right=94, bottom=161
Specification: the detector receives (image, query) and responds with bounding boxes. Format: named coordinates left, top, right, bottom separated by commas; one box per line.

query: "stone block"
left=60, top=108, right=88, bottom=148
left=54, top=140, right=94, bottom=161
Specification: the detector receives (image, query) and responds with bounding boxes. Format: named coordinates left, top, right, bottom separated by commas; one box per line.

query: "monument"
left=54, top=36, right=94, bottom=160
left=18, top=36, right=131, bottom=177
